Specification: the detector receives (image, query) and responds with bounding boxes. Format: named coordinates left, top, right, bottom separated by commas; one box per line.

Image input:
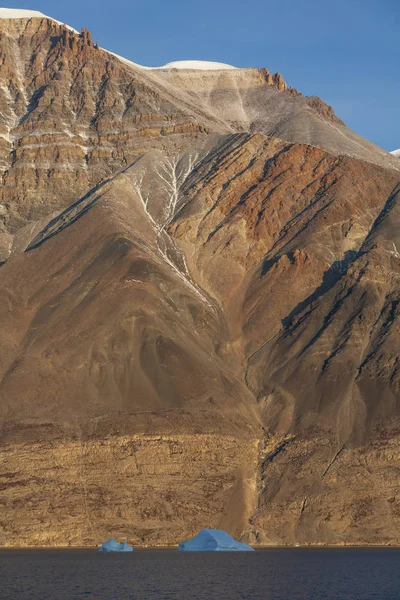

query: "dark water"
left=0, top=548, right=399, bottom=600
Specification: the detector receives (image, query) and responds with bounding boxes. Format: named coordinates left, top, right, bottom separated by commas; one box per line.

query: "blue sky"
left=7, top=0, right=400, bottom=150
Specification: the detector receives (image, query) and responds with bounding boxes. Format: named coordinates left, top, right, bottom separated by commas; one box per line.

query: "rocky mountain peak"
left=259, top=67, right=289, bottom=92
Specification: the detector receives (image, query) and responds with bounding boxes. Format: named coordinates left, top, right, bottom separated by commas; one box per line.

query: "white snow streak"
left=388, top=242, right=400, bottom=259
left=155, top=154, right=198, bottom=227
left=129, top=159, right=214, bottom=310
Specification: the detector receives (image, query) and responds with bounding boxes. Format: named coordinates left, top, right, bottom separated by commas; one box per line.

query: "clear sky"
left=6, top=0, right=400, bottom=151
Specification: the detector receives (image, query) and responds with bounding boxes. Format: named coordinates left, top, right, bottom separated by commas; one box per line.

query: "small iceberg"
left=178, top=529, right=254, bottom=552
left=98, top=538, right=133, bottom=552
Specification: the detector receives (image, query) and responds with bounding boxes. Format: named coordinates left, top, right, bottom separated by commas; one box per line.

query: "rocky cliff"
left=0, top=14, right=399, bottom=547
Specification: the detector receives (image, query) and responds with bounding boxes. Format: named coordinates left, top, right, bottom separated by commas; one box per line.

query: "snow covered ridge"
left=0, top=9, right=236, bottom=70
left=156, top=60, right=237, bottom=70
left=107, top=52, right=236, bottom=70
left=0, top=7, right=78, bottom=32
left=0, top=8, right=46, bottom=18
left=391, top=149, right=400, bottom=158
left=108, top=53, right=236, bottom=70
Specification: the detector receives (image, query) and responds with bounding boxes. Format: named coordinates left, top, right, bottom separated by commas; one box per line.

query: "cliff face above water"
left=0, top=15, right=399, bottom=548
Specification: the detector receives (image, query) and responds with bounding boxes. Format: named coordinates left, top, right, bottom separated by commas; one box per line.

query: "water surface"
left=0, top=547, right=399, bottom=599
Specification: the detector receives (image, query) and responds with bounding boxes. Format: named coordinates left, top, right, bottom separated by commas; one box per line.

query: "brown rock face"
left=1, top=434, right=259, bottom=547
left=0, top=17, right=217, bottom=249
left=0, top=16, right=398, bottom=260
left=0, top=17, right=400, bottom=547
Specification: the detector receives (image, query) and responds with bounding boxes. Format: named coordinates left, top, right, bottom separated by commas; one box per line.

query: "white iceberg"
left=178, top=529, right=254, bottom=552
left=98, top=538, right=133, bottom=552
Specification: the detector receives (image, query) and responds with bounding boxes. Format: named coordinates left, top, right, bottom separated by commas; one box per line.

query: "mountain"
left=0, top=11, right=399, bottom=548
left=0, top=12, right=398, bottom=261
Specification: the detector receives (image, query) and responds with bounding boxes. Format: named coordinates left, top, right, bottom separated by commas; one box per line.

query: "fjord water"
left=1, top=548, right=399, bottom=599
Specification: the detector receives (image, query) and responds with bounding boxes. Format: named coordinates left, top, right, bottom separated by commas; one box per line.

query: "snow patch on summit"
left=0, top=7, right=78, bottom=32
left=106, top=55, right=237, bottom=71
left=0, top=8, right=46, bottom=18
left=156, top=60, right=237, bottom=70
left=391, top=149, right=400, bottom=158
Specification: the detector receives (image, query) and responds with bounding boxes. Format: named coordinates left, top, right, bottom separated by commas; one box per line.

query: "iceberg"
left=178, top=529, right=254, bottom=552
left=98, top=538, right=133, bottom=552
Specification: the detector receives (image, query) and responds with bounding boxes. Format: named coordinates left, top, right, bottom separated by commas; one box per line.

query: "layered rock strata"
left=0, top=15, right=399, bottom=547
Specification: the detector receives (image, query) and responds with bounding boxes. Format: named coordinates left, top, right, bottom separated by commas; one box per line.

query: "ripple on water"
left=0, top=547, right=399, bottom=600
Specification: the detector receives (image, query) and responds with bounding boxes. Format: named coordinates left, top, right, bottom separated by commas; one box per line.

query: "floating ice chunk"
left=178, top=529, right=254, bottom=551
left=98, top=538, right=133, bottom=552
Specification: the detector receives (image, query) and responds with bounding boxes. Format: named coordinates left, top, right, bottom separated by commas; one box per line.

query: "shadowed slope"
left=0, top=150, right=260, bottom=439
